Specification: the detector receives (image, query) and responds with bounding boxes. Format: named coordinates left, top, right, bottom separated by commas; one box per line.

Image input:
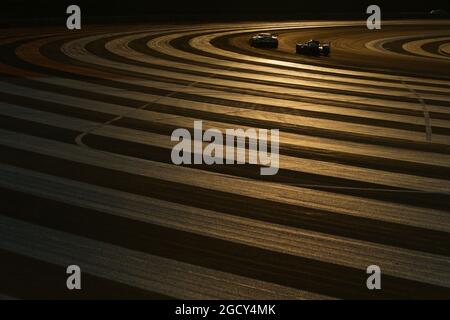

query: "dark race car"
left=249, top=33, right=279, bottom=48
left=296, top=39, right=331, bottom=56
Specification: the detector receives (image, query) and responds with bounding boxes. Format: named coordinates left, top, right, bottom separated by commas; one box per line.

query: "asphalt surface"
left=0, top=20, right=449, bottom=299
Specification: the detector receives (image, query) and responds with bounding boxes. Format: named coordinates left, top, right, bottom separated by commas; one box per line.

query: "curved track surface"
left=0, top=20, right=450, bottom=299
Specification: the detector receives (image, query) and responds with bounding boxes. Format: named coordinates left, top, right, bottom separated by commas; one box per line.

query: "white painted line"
left=402, top=80, right=433, bottom=142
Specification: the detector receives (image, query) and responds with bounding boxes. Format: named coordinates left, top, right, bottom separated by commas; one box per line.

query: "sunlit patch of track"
left=367, top=34, right=450, bottom=61
left=0, top=20, right=450, bottom=299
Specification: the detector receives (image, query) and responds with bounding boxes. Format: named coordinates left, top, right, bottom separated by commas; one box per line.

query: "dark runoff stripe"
left=0, top=248, right=171, bottom=299
left=5, top=70, right=450, bottom=139
left=2, top=73, right=450, bottom=156
left=2, top=89, right=450, bottom=182
left=2, top=188, right=450, bottom=300
left=0, top=114, right=80, bottom=145
left=0, top=112, right=448, bottom=211
left=84, top=134, right=450, bottom=212
left=0, top=144, right=449, bottom=257
left=422, top=39, right=450, bottom=58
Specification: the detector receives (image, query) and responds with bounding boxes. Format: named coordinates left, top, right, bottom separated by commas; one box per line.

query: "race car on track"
left=249, top=33, right=278, bottom=48
left=296, top=39, right=331, bottom=56
left=430, top=9, right=449, bottom=17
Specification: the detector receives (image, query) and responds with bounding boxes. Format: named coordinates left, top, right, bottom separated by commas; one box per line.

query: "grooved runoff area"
left=0, top=20, right=449, bottom=299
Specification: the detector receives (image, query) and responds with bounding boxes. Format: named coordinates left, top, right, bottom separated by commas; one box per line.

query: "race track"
left=0, top=20, right=450, bottom=299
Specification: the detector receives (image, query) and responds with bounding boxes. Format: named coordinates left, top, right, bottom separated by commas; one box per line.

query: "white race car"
left=249, top=33, right=278, bottom=48
left=430, top=9, right=449, bottom=17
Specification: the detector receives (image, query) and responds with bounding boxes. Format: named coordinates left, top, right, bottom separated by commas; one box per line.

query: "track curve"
left=0, top=20, right=450, bottom=299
